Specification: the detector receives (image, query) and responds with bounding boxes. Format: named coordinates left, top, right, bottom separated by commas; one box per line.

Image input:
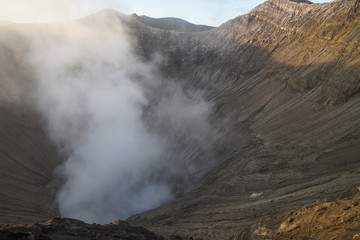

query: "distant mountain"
left=131, top=14, right=214, bottom=32
left=79, top=9, right=214, bottom=32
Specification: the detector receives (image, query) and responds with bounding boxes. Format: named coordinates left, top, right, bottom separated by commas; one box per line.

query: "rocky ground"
left=232, top=195, right=360, bottom=239
left=0, top=218, right=202, bottom=240
left=2, top=195, right=360, bottom=240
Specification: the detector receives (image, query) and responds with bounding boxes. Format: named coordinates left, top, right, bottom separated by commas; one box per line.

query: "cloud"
left=0, top=0, right=71, bottom=23
left=0, top=0, right=128, bottom=23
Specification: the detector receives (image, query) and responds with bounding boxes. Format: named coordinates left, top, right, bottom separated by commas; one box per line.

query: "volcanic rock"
left=0, top=217, right=202, bottom=240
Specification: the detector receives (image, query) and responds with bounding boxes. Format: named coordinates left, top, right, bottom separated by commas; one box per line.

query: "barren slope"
left=127, top=0, right=360, bottom=238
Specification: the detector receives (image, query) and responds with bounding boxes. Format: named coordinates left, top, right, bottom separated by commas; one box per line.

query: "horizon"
left=0, top=0, right=333, bottom=27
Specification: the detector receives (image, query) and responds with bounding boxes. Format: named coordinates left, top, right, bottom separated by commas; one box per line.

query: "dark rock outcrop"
left=0, top=218, right=202, bottom=240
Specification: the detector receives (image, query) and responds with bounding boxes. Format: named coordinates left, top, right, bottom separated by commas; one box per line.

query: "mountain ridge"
left=78, top=8, right=214, bottom=32
left=131, top=14, right=214, bottom=32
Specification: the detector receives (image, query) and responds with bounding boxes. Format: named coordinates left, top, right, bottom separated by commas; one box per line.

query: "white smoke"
left=0, top=9, right=214, bottom=224
left=22, top=17, right=174, bottom=223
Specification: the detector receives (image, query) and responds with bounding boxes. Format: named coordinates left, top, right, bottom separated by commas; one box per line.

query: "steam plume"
left=0, top=10, right=213, bottom=223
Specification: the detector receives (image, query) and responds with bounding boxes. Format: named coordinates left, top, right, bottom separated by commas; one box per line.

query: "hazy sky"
left=0, top=0, right=333, bottom=26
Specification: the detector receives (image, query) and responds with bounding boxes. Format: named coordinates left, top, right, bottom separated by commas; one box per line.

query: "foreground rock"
left=232, top=196, right=360, bottom=239
left=0, top=218, right=202, bottom=240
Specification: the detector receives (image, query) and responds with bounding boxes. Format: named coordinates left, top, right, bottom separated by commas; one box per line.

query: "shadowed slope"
left=0, top=103, right=59, bottom=224
left=0, top=24, right=60, bottom=224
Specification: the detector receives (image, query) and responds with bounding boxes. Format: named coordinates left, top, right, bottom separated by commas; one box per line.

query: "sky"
left=0, top=0, right=333, bottom=26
